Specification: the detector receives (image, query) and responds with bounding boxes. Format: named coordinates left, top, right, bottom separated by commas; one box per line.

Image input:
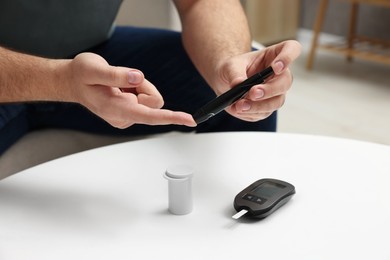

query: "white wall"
left=115, top=0, right=179, bottom=30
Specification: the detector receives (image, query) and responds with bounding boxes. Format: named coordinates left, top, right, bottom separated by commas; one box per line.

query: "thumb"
left=221, top=60, right=249, bottom=88
left=74, top=53, right=145, bottom=88
left=270, top=40, right=302, bottom=75
left=94, top=64, right=144, bottom=88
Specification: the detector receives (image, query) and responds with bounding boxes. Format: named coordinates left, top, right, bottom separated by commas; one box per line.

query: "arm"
left=0, top=46, right=67, bottom=102
left=0, top=47, right=195, bottom=127
left=173, top=0, right=252, bottom=89
left=174, top=0, right=301, bottom=122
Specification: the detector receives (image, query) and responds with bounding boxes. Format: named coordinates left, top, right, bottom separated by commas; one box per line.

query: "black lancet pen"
left=193, top=66, right=274, bottom=124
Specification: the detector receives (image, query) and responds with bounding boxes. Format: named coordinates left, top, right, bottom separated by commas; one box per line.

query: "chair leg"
left=347, top=1, right=359, bottom=62
left=306, top=0, right=329, bottom=70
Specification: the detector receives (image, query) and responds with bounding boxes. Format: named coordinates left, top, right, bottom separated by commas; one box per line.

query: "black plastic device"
left=233, top=178, right=295, bottom=219
left=192, top=66, right=274, bottom=124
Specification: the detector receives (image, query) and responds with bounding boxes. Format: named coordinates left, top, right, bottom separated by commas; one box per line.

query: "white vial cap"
left=164, top=165, right=194, bottom=215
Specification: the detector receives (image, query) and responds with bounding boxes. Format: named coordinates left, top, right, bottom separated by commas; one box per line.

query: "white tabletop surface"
left=0, top=132, right=389, bottom=260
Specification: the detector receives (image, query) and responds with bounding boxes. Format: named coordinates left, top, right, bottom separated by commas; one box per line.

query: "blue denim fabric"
left=0, top=26, right=276, bottom=155
left=0, top=104, right=29, bottom=153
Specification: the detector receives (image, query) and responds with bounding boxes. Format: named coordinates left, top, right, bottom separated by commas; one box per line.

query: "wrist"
left=49, top=58, right=76, bottom=103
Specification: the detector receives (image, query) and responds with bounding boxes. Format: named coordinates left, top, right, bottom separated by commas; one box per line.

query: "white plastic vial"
left=163, top=165, right=194, bottom=215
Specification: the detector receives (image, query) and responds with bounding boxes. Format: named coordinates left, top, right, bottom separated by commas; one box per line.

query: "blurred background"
left=116, top=0, right=390, bottom=145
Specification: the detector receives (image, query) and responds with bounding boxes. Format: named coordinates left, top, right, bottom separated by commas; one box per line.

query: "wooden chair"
left=306, top=0, right=390, bottom=70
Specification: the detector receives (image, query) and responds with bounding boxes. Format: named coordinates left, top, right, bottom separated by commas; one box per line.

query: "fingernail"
left=242, top=101, right=251, bottom=111
left=254, top=88, right=264, bottom=100
left=273, top=61, right=284, bottom=74
left=128, top=70, right=143, bottom=84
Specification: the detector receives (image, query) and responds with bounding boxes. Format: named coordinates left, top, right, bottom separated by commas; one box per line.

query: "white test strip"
left=232, top=209, right=248, bottom=220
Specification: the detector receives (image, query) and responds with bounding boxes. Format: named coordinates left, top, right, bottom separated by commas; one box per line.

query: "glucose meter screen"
left=251, top=181, right=285, bottom=198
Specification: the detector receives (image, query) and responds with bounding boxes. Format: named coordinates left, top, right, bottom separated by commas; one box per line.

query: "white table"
left=1, top=132, right=389, bottom=260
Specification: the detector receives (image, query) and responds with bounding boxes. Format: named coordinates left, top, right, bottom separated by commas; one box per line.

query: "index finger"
left=131, top=105, right=197, bottom=127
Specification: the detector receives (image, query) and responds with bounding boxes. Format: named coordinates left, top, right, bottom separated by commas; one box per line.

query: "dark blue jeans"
left=0, top=26, right=276, bottom=155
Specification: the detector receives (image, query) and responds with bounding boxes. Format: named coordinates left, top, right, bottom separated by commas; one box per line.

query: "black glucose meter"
left=233, top=178, right=295, bottom=219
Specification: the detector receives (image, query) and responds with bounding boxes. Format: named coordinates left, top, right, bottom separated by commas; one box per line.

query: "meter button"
left=243, top=194, right=255, bottom=202
left=242, top=194, right=267, bottom=205
left=254, top=197, right=266, bottom=205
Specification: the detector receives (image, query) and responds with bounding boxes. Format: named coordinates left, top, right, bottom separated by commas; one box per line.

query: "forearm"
left=0, top=46, right=70, bottom=103
left=174, top=0, right=252, bottom=88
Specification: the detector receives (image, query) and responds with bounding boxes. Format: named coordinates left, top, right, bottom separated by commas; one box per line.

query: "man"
left=0, top=0, right=301, bottom=155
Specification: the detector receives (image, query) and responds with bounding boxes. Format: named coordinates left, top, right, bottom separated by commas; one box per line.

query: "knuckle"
left=100, top=110, right=132, bottom=129
left=109, top=68, right=121, bottom=83
left=149, top=96, right=164, bottom=109
left=111, top=119, right=131, bottom=129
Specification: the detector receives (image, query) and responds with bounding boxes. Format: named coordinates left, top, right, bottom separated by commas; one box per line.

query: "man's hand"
left=63, top=53, right=196, bottom=128
left=213, top=40, right=302, bottom=122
